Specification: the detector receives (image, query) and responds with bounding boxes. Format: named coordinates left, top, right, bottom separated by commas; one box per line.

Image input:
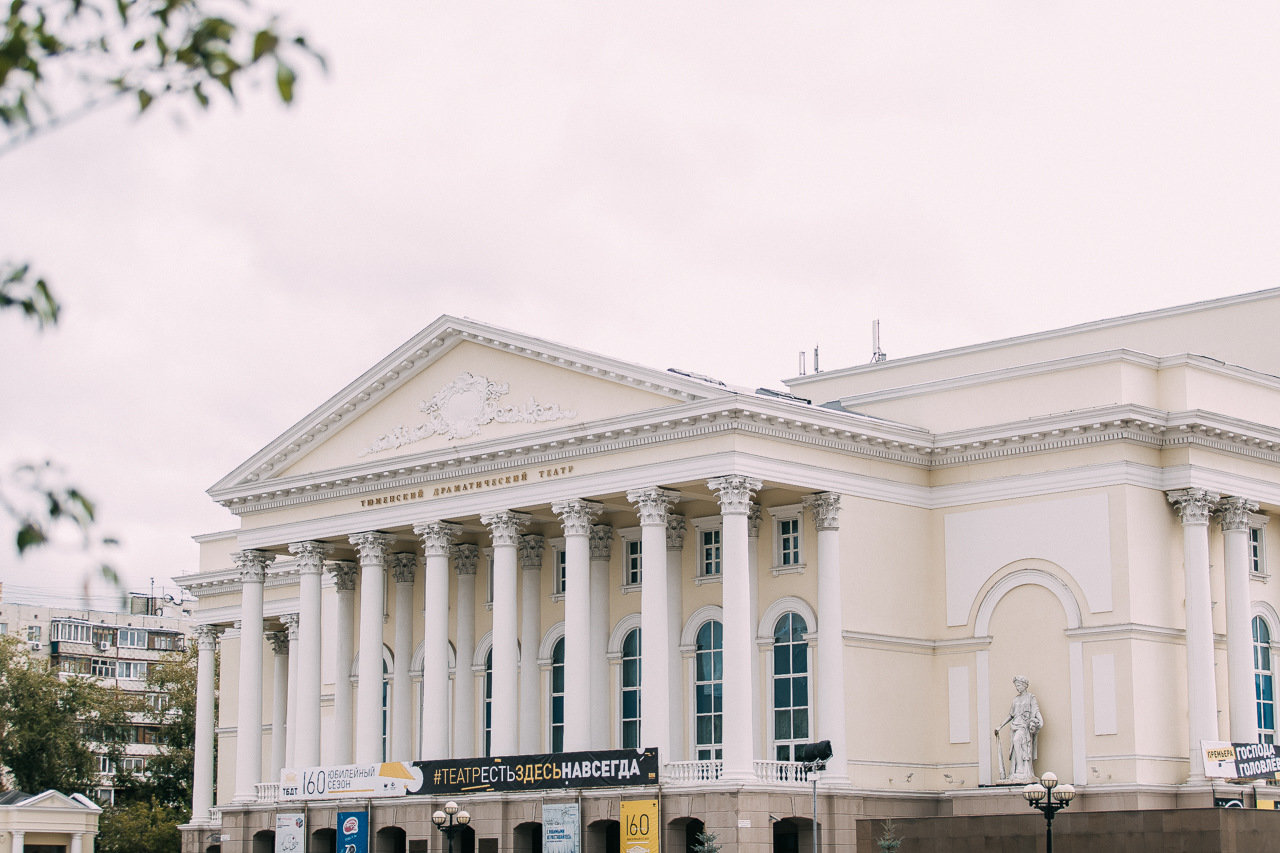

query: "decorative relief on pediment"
left=360, top=372, right=576, bottom=456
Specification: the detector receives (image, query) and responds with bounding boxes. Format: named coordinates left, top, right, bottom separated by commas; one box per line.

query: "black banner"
left=410, top=748, right=659, bottom=795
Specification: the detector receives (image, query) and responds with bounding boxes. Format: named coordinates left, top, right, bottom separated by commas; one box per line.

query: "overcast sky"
left=3, top=2, right=1279, bottom=606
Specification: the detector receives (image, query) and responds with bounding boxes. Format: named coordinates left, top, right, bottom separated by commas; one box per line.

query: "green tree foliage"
left=876, top=819, right=903, bottom=852
left=96, top=797, right=186, bottom=853
left=0, top=634, right=140, bottom=794
left=691, top=831, right=722, bottom=853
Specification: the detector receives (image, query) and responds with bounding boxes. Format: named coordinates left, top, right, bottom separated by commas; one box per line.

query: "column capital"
left=288, top=541, right=332, bottom=573
left=665, top=515, right=687, bottom=551
left=233, top=550, right=275, bottom=583
left=349, top=531, right=395, bottom=562
left=328, top=560, right=358, bottom=591
left=1168, top=489, right=1221, bottom=525
left=280, top=613, right=300, bottom=640
left=708, top=475, right=763, bottom=515
left=193, top=624, right=221, bottom=650
left=590, top=524, right=614, bottom=560
left=391, top=552, right=418, bottom=583
left=1217, top=496, right=1260, bottom=531
left=627, top=486, right=679, bottom=525
left=268, top=630, right=289, bottom=656
left=453, top=543, right=480, bottom=574
left=413, top=520, right=463, bottom=556
left=481, top=510, right=531, bottom=546
left=803, top=492, right=842, bottom=531
left=519, top=534, right=546, bottom=570
left=552, top=499, right=604, bottom=536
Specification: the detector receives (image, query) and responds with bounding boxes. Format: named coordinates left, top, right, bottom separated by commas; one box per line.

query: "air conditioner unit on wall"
left=29, top=641, right=41, bottom=651
left=98, top=641, right=110, bottom=651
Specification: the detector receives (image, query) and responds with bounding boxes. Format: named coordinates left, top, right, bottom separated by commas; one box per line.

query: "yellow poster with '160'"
left=621, top=799, right=658, bottom=853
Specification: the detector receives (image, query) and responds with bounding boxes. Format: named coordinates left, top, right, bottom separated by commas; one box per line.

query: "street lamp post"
left=1022, top=771, right=1075, bottom=853
left=432, top=800, right=471, bottom=853
left=796, top=740, right=833, bottom=853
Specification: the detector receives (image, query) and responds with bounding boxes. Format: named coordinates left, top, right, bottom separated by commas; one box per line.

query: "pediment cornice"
left=210, top=316, right=729, bottom=495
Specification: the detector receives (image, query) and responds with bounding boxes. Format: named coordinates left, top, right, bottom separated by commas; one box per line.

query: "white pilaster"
left=710, top=475, right=762, bottom=782
left=553, top=499, right=602, bottom=751
left=1169, top=488, right=1221, bottom=780
left=233, top=550, right=272, bottom=802
left=288, top=541, right=329, bottom=768
left=482, top=511, right=529, bottom=755
left=415, top=521, right=461, bottom=760
left=12, top=830, right=23, bottom=853
left=628, top=486, right=679, bottom=765
left=282, top=613, right=299, bottom=768
left=665, top=514, right=687, bottom=759
left=453, top=544, right=479, bottom=757
left=191, top=624, right=219, bottom=824
left=269, top=629, right=290, bottom=781
left=517, top=534, right=545, bottom=752
left=390, top=552, right=418, bottom=760
left=328, top=561, right=358, bottom=765
left=746, top=504, right=762, bottom=758
left=1219, top=496, right=1260, bottom=744
left=350, top=532, right=393, bottom=763
left=590, top=524, right=614, bottom=748
left=805, top=492, right=849, bottom=783
left=70, top=832, right=83, bottom=853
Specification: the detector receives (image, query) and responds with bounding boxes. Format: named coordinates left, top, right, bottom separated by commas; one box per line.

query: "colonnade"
left=187, top=479, right=850, bottom=822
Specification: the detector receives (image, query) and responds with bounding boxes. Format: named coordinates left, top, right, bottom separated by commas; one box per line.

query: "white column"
left=327, top=561, right=358, bottom=765
left=709, top=475, right=762, bottom=782
left=70, top=832, right=83, bottom=853
left=590, top=524, right=614, bottom=748
left=805, top=492, right=849, bottom=783
left=390, top=552, right=417, bottom=760
left=288, top=541, right=329, bottom=768
left=350, top=532, right=393, bottom=763
left=553, top=499, right=602, bottom=751
left=1219, top=496, right=1260, bottom=744
left=233, top=550, right=272, bottom=802
left=269, top=629, right=290, bottom=781
left=517, top=534, right=545, bottom=752
left=1169, top=488, right=1221, bottom=780
left=627, top=487, right=678, bottom=765
left=746, top=505, right=763, bottom=758
left=481, top=511, right=528, bottom=755
left=283, top=614, right=300, bottom=768
left=414, top=521, right=461, bottom=760
left=12, top=830, right=23, bottom=853
left=191, top=624, right=219, bottom=824
left=665, top=515, right=687, bottom=759
left=452, top=544, right=480, bottom=757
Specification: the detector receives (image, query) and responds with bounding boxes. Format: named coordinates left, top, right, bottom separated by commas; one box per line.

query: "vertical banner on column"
left=621, top=799, right=659, bottom=853
left=338, top=810, right=369, bottom=853
left=543, top=802, right=581, bottom=853
left=275, top=813, right=305, bottom=852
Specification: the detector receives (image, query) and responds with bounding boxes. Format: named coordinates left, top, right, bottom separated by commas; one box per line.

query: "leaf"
left=252, top=28, right=278, bottom=62
left=15, top=523, right=45, bottom=553
left=275, top=60, right=295, bottom=103
left=137, top=89, right=153, bottom=112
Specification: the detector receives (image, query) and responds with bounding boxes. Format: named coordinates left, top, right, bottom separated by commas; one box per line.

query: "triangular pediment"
left=210, top=316, right=728, bottom=497
left=18, top=790, right=98, bottom=811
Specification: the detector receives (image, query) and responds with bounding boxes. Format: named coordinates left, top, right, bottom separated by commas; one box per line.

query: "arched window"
left=1255, top=616, right=1275, bottom=743
left=695, top=620, right=723, bottom=760
left=772, top=612, right=809, bottom=761
left=621, top=628, right=641, bottom=749
left=484, top=649, right=493, bottom=756
left=550, top=637, right=565, bottom=752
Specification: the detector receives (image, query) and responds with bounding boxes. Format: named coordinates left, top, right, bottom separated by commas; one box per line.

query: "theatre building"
left=180, top=290, right=1280, bottom=852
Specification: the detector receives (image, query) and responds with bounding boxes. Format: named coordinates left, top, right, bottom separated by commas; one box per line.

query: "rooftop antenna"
left=813, top=344, right=820, bottom=373
left=797, top=351, right=807, bottom=375
left=870, top=320, right=887, bottom=363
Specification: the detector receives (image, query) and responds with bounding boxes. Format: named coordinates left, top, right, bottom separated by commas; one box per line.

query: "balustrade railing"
left=254, top=782, right=280, bottom=803
left=664, top=760, right=723, bottom=782
left=753, top=759, right=811, bottom=783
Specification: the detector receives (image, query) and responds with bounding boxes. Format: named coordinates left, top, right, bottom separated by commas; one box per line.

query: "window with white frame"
left=772, top=612, right=810, bottom=761
left=621, top=628, right=641, bottom=748
left=91, top=658, right=116, bottom=678
left=0, top=623, right=7, bottom=635
left=485, top=550, right=495, bottom=605
left=554, top=545, right=567, bottom=597
left=694, top=620, right=723, bottom=760
left=484, top=649, right=493, bottom=756
left=118, top=628, right=146, bottom=648
left=151, top=633, right=179, bottom=651
left=770, top=504, right=804, bottom=572
left=98, top=754, right=115, bottom=774
left=381, top=658, right=390, bottom=761
left=618, top=528, right=642, bottom=589
left=27, top=625, right=41, bottom=643
left=1256, top=616, right=1275, bottom=743
left=550, top=637, right=565, bottom=752
left=692, top=518, right=722, bottom=579
left=117, top=660, right=147, bottom=680
left=1251, top=525, right=1268, bottom=577
left=119, top=756, right=146, bottom=774
left=94, top=788, right=114, bottom=804
left=52, top=621, right=92, bottom=643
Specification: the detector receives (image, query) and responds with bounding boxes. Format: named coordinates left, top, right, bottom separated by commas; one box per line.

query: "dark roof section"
left=754, top=387, right=811, bottom=405
left=0, top=791, right=32, bottom=805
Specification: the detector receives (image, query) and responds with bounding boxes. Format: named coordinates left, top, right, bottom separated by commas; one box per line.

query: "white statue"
left=994, top=675, right=1043, bottom=784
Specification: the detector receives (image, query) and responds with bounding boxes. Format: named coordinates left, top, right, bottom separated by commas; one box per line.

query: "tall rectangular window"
left=778, top=518, right=801, bottom=566
left=699, top=529, right=722, bottom=577
left=625, top=539, right=642, bottom=586
left=1251, top=527, right=1267, bottom=576
left=118, top=628, right=146, bottom=648
left=621, top=628, right=641, bottom=748
left=694, top=620, right=723, bottom=760
left=556, top=548, right=567, bottom=595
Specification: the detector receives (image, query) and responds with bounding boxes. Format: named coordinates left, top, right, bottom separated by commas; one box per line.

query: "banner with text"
left=410, top=748, right=659, bottom=795
left=1202, top=740, right=1280, bottom=780
left=543, top=802, right=581, bottom=853
left=280, top=762, right=422, bottom=800
left=621, top=800, right=659, bottom=853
